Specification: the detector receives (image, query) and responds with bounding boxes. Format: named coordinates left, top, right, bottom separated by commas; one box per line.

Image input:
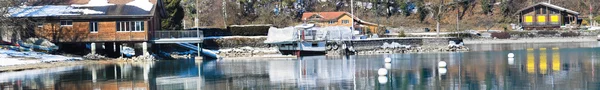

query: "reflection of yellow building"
left=525, top=48, right=561, bottom=74
left=527, top=48, right=535, bottom=74
left=540, top=48, right=548, bottom=74
left=552, top=48, right=560, bottom=71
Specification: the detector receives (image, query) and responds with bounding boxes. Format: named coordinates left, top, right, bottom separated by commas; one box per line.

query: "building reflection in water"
left=2, top=47, right=600, bottom=89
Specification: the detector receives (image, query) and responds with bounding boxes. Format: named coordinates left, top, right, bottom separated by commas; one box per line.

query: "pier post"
left=91, top=43, right=96, bottom=54
left=197, top=43, right=201, bottom=57
left=143, top=42, right=149, bottom=56
left=91, top=66, right=97, bottom=83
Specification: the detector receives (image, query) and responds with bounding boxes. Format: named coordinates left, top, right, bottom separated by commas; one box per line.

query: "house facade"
left=301, top=12, right=382, bottom=34
left=516, top=2, right=580, bottom=30
left=9, top=0, right=162, bottom=43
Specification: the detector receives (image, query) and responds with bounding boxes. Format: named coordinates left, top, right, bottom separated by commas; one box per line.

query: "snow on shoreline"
left=0, top=49, right=83, bottom=67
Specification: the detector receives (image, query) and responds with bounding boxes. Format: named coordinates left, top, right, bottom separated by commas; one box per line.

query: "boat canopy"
left=264, top=26, right=353, bottom=44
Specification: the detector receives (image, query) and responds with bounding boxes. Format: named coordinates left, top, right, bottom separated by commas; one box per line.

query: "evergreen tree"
left=162, top=0, right=185, bottom=30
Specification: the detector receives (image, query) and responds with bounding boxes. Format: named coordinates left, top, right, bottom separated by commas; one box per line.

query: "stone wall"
left=203, top=36, right=270, bottom=49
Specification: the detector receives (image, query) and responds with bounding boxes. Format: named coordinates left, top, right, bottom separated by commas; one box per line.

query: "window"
left=116, top=21, right=144, bottom=32
left=90, top=22, right=98, bottom=33
left=542, top=8, right=546, bottom=14
left=342, top=20, right=349, bottom=24
left=60, top=20, right=73, bottom=26
left=37, top=23, right=43, bottom=28
left=329, top=21, right=335, bottom=24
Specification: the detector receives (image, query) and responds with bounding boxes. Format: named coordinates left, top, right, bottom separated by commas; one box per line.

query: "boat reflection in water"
left=2, top=43, right=600, bottom=89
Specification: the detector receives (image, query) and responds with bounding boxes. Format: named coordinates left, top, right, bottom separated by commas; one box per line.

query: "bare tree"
left=479, top=18, right=496, bottom=32
left=0, top=0, right=38, bottom=43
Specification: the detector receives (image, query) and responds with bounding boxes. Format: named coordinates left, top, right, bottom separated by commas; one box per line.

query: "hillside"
left=183, top=0, right=600, bottom=32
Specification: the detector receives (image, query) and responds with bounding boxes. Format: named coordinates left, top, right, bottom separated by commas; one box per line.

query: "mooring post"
left=91, top=43, right=96, bottom=54
left=197, top=43, right=201, bottom=57
left=143, top=42, right=148, bottom=56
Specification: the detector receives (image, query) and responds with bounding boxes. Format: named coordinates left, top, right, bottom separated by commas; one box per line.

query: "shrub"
left=398, top=31, right=406, bottom=37
left=560, top=31, right=580, bottom=37
left=491, top=32, right=511, bottom=39
left=537, top=30, right=558, bottom=36
left=507, top=31, right=529, bottom=37
left=448, top=33, right=475, bottom=38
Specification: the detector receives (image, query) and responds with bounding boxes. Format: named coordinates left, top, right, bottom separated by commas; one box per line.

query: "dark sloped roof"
left=517, top=2, right=580, bottom=15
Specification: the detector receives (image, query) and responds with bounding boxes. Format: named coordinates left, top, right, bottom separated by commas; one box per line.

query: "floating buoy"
left=508, top=58, right=515, bottom=65
left=438, top=68, right=447, bottom=75
left=508, top=53, right=515, bottom=58
left=384, top=63, right=392, bottom=69
left=384, top=57, right=392, bottom=63
left=378, top=76, right=388, bottom=84
left=438, top=61, right=447, bottom=68
left=378, top=68, right=388, bottom=76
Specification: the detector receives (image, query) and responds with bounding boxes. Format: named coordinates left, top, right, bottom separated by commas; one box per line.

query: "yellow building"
left=516, top=2, right=580, bottom=30
left=301, top=12, right=383, bottom=34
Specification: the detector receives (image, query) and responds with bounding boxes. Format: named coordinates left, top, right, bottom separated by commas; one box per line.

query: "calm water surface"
left=2, top=42, right=600, bottom=90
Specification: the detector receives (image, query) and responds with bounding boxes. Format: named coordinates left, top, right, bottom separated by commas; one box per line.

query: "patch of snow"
left=0, top=49, right=82, bottom=67
left=8, top=5, right=80, bottom=17
left=70, top=9, right=105, bottom=15
left=126, top=0, right=154, bottom=11
left=381, top=42, right=411, bottom=49
left=71, top=0, right=115, bottom=7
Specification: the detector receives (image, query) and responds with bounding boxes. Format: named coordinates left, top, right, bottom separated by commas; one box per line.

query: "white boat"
left=121, top=46, right=135, bottom=57
left=265, top=24, right=353, bottom=56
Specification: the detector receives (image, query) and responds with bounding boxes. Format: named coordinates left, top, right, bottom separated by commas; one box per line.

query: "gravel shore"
left=464, top=36, right=597, bottom=44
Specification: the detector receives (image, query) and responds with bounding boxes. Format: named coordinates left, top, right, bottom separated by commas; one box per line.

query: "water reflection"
left=2, top=44, right=600, bottom=89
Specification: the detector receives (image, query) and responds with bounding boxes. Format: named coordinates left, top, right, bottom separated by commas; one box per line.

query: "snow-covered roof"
left=126, top=0, right=154, bottom=11
left=517, top=2, right=580, bottom=15
left=71, top=0, right=115, bottom=7
left=7, top=0, right=155, bottom=18
left=8, top=5, right=80, bottom=17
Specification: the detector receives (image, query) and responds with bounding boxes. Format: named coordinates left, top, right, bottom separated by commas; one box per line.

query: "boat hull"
left=280, top=50, right=326, bottom=56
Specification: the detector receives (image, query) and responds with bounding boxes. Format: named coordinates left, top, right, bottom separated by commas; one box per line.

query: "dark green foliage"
left=227, top=26, right=270, bottom=36
left=537, top=30, right=559, bottom=36
left=491, top=32, right=510, bottom=39
left=398, top=31, right=406, bottom=37
left=161, top=0, right=185, bottom=30
left=560, top=31, right=580, bottom=37
left=507, top=31, right=531, bottom=37
left=448, top=33, right=475, bottom=38
left=399, top=2, right=409, bottom=16
left=481, top=0, right=491, bottom=14
left=418, top=5, right=428, bottom=23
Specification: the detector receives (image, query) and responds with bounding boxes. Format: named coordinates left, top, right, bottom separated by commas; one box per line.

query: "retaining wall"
left=344, top=37, right=462, bottom=51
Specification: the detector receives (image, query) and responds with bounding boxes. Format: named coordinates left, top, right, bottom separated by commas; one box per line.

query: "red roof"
left=302, top=12, right=350, bottom=21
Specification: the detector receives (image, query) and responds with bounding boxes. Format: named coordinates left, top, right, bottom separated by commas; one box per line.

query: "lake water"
left=2, top=42, right=600, bottom=90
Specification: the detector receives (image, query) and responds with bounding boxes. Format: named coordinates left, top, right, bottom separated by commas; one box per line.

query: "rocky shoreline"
left=464, top=36, right=597, bottom=44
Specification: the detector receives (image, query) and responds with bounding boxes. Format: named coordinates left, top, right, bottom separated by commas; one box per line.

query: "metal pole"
left=591, top=3, right=593, bottom=27
left=436, top=0, right=442, bottom=38
left=457, top=6, right=460, bottom=37
left=351, top=0, right=354, bottom=35
left=222, top=0, right=228, bottom=28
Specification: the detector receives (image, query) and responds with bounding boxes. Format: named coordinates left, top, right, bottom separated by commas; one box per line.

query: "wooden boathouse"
left=516, top=2, right=581, bottom=30
left=8, top=0, right=203, bottom=57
